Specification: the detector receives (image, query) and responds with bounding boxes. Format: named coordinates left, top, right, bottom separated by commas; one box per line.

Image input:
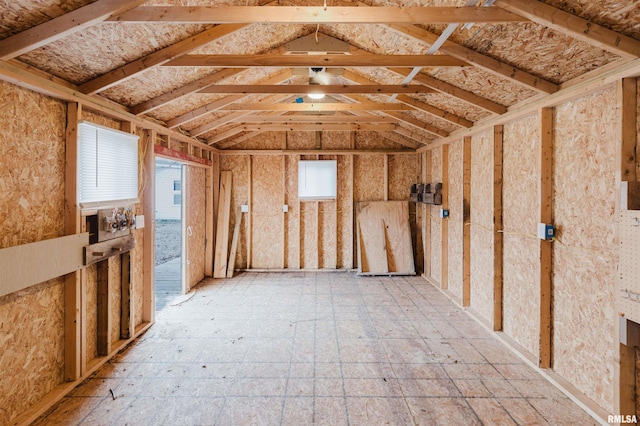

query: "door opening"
left=154, top=158, right=185, bottom=311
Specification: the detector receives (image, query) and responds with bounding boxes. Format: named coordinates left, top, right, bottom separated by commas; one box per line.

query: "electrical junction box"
left=241, top=204, right=249, bottom=213
left=135, top=215, right=145, bottom=229
left=537, top=223, right=555, bottom=240
left=283, top=204, right=289, bottom=213
left=440, top=209, right=449, bottom=219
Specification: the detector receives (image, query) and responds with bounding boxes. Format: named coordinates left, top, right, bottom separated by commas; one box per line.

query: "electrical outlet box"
left=283, top=204, right=289, bottom=213
left=136, top=215, right=145, bottom=229
left=241, top=204, right=249, bottom=213
left=537, top=223, right=555, bottom=240
left=440, top=209, right=449, bottom=219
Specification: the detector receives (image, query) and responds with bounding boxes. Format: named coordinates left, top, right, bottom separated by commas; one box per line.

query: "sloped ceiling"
left=0, top=0, right=638, bottom=151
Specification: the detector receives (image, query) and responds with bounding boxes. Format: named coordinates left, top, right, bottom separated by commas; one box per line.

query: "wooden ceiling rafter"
left=497, top=0, right=640, bottom=59
left=235, top=123, right=397, bottom=132
left=341, top=69, right=472, bottom=128
left=219, top=102, right=415, bottom=111
left=112, top=6, right=527, bottom=24
left=0, top=0, right=149, bottom=61
left=165, top=54, right=469, bottom=68
left=235, top=115, right=397, bottom=123
left=197, top=84, right=435, bottom=95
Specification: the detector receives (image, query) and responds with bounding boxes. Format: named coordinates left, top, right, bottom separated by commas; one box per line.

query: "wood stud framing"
left=441, top=144, right=449, bottom=291
left=142, top=129, right=156, bottom=324
left=539, top=108, right=553, bottom=368
left=493, top=125, right=504, bottom=332
left=462, top=136, right=471, bottom=307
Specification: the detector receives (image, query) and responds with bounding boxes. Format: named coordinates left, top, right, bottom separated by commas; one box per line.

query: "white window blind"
left=78, top=121, right=139, bottom=207
left=298, top=160, right=337, bottom=201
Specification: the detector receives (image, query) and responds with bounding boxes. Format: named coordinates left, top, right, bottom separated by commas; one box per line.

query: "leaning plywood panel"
left=252, top=155, right=284, bottom=269
left=221, top=157, right=248, bottom=268
left=502, top=113, right=541, bottom=358
left=186, top=166, right=206, bottom=289
left=447, top=140, right=464, bottom=302
left=470, top=129, right=495, bottom=325
left=430, top=147, right=443, bottom=285
left=0, top=81, right=67, bottom=425
left=357, top=201, right=415, bottom=275
left=553, top=87, right=617, bottom=413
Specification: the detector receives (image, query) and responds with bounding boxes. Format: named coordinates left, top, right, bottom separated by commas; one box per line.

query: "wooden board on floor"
left=227, top=207, right=243, bottom=278
left=356, top=201, right=415, bottom=275
left=214, top=171, right=232, bottom=278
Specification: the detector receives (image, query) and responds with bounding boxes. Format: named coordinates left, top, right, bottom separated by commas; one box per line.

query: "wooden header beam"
left=237, top=114, right=397, bottom=123
left=113, top=6, right=527, bottom=24
left=235, top=123, right=396, bottom=132
left=198, top=84, right=435, bottom=95
left=220, top=102, right=414, bottom=111
left=166, top=54, right=468, bottom=68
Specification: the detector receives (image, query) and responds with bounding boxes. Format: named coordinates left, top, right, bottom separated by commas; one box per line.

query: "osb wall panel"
left=232, top=132, right=285, bottom=151
left=109, top=255, right=122, bottom=346
left=131, top=229, right=144, bottom=327
left=355, top=131, right=407, bottom=150
left=322, top=131, right=351, bottom=150
left=252, top=155, right=284, bottom=269
left=0, top=280, right=65, bottom=425
left=502, top=113, right=541, bottom=357
left=220, top=155, right=249, bottom=269
left=0, top=81, right=66, bottom=424
left=0, top=80, right=65, bottom=248
left=319, top=154, right=338, bottom=269
left=388, top=155, right=416, bottom=201
left=301, top=201, right=319, bottom=269
left=85, top=263, right=97, bottom=363
left=447, top=140, right=464, bottom=301
left=186, top=166, right=206, bottom=289
left=354, top=155, right=384, bottom=202
left=470, top=129, right=495, bottom=324
left=287, top=131, right=316, bottom=150
left=430, top=147, right=442, bottom=284
left=337, top=156, right=353, bottom=269
left=285, top=155, right=300, bottom=269
left=82, top=109, right=122, bottom=131
left=553, top=87, right=617, bottom=412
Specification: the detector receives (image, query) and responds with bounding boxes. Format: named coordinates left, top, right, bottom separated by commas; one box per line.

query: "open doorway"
left=154, top=158, right=185, bottom=311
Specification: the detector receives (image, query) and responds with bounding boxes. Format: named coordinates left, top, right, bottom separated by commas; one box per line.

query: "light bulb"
left=308, top=93, right=325, bottom=100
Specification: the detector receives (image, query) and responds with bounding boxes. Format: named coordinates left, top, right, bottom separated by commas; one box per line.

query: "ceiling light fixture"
left=308, top=92, right=325, bottom=100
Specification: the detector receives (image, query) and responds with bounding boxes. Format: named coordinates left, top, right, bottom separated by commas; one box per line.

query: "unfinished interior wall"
left=502, top=113, right=541, bottom=357
left=0, top=81, right=66, bottom=425
left=447, top=140, right=464, bottom=302
left=186, top=165, right=206, bottom=290
left=252, top=155, right=284, bottom=269
left=470, top=129, right=495, bottom=324
left=429, top=147, right=443, bottom=285
left=553, top=87, right=617, bottom=412
left=220, top=155, right=249, bottom=269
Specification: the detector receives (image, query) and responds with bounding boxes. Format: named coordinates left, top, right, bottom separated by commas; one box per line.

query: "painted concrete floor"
left=35, top=272, right=598, bottom=425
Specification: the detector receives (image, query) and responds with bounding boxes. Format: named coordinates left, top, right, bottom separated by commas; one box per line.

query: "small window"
left=173, top=180, right=181, bottom=191
left=298, top=160, right=337, bottom=201
left=173, top=194, right=181, bottom=205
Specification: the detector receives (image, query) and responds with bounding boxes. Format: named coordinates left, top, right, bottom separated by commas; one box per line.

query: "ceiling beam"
left=235, top=123, right=397, bottom=132
left=220, top=103, right=414, bottom=111
left=383, top=22, right=559, bottom=94
left=389, top=68, right=508, bottom=115
left=497, top=0, right=640, bottom=58
left=198, top=84, right=435, bottom=95
left=166, top=69, right=292, bottom=128
left=80, top=24, right=248, bottom=94
left=112, top=6, right=527, bottom=24
left=165, top=54, right=468, bottom=68
left=341, top=70, right=472, bottom=128
left=131, top=68, right=244, bottom=115
left=237, top=115, right=397, bottom=123
left=0, top=0, right=149, bottom=61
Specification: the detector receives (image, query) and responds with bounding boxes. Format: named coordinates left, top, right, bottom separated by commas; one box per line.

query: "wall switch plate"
left=283, top=204, right=289, bottom=213
left=135, top=215, right=145, bottom=229
left=241, top=204, right=249, bottom=213
left=537, top=223, right=555, bottom=240
left=440, top=209, right=449, bottom=219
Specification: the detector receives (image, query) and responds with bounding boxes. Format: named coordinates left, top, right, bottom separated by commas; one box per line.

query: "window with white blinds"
left=78, top=121, right=139, bottom=206
left=298, top=160, right=337, bottom=201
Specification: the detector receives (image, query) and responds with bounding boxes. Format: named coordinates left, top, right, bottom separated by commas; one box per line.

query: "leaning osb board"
left=85, top=263, right=98, bottom=363
left=301, top=201, right=319, bottom=269
left=447, top=140, right=464, bottom=302
left=221, top=155, right=248, bottom=269
left=451, top=23, right=618, bottom=85
left=470, top=129, right=494, bottom=324
left=131, top=229, right=144, bottom=327
left=389, top=155, right=417, bottom=201
left=233, top=132, right=285, bottom=151
left=251, top=155, right=284, bottom=269
left=287, top=131, right=316, bottom=150
left=322, top=131, right=351, bottom=150
left=355, top=131, right=408, bottom=151
left=0, top=81, right=65, bottom=248
left=430, top=147, right=442, bottom=284
left=109, top=255, right=122, bottom=346
left=502, top=113, right=541, bottom=358
left=285, top=155, right=300, bottom=269
left=186, top=166, right=206, bottom=289
left=553, top=87, right=617, bottom=413
left=337, top=156, right=353, bottom=269
left=354, top=155, right=384, bottom=202
left=0, top=279, right=65, bottom=425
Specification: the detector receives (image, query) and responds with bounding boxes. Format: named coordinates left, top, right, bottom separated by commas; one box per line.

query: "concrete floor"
left=155, top=257, right=182, bottom=312
left=35, top=272, right=597, bottom=425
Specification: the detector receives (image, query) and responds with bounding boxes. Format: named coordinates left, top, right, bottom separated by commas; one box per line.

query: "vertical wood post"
left=142, top=129, right=156, bottom=324
left=120, top=252, right=132, bottom=339
left=539, top=108, right=554, bottom=368
left=349, top=154, right=355, bottom=269
left=383, top=154, right=389, bottom=201
left=205, top=163, right=215, bottom=277
left=493, top=125, right=504, bottom=332
left=441, top=144, right=449, bottom=291
left=424, top=151, right=432, bottom=279
left=462, top=136, right=472, bottom=307
left=247, top=155, right=253, bottom=269
left=64, top=102, right=82, bottom=381
left=96, top=259, right=111, bottom=356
